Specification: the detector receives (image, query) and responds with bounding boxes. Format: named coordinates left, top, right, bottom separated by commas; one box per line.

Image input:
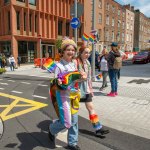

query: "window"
left=16, top=11, right=20, bottom=30
left=122, top=21, right=125, bottom=29
left=105, top=30, right=109, bottom=41
left=117, top=32, right=120, bottom=41
left=8, top=11, right=10, bottom=31
left=29, top=0, right=36, bottom=6
left=118, top=20, right=121, bottom=28
left=106, top=15, right=109, bottom=25
left=99, top=0, right=102, bottom=8
left=29, top=14, right=32, bottom=31
left=106, top=3, right=109, bottom=11
left=35, top=15, right=37, bottom=32
left=112, top=18, right=114, bottom=26
left=24, top=13, right=26, bottom=31
left=112, top=6, right=115, bottom=13
left=58, top=20, right=63, bottom=35
left=66, top=22, right=70, bottom=36
left=118, top=9, right=120, bottom=16
left=112, top=31, right=114, bottom=41
left=122, top=33, right=124, bottom=42
left=98, top=13, right=102, bottom=24
left=4, top=0, right=10, bottom=4
left=17, top=0, right=25, bottom=2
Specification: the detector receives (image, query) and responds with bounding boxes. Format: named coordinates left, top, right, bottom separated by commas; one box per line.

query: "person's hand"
left=57, top=79, right=62, bottom=85
left=80, top=71, right=87, bottom=79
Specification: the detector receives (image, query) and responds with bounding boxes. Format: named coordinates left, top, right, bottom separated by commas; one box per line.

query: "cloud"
left=115, top=0, right=150, bottom=17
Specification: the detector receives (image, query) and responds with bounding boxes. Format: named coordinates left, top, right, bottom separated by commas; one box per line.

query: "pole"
left=39, top=36, right=42, bottom=68
left=92, top=0, right=96, bottom=81
left=74, top=0, right=77, bottom=44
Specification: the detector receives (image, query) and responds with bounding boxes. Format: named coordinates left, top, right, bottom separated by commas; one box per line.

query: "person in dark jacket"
left=107, top=42, right=121, bottom=97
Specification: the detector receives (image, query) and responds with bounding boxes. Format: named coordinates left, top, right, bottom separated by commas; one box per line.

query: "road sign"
left=70, top=2, right=84, bottom=18
left=70, top=18, right=80, bottom=29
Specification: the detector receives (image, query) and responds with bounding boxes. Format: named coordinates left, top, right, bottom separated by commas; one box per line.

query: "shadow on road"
left=15, top=120, right=65, bottom=150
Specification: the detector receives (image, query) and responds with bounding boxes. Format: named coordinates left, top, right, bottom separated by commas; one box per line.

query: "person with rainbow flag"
left=48, top=38, right=82, bottom=150
left=76, top=46, right=109, bottom=137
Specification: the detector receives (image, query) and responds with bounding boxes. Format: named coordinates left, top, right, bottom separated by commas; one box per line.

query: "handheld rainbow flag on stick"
left=89, top=34, right=96, bottom=43
left=95, top=73, right=103, bottom=80
left=43, top=59, right=57, bottom=73
left=82, top=33, right=89, bottom=41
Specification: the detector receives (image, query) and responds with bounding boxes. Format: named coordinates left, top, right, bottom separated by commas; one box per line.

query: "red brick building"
left=0, top=0, right=84, bottom=63
left=104, top=0, right=126, bottom=51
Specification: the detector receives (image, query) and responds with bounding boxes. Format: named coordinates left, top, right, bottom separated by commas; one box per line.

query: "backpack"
left=113, top=57, right=122, bottom=69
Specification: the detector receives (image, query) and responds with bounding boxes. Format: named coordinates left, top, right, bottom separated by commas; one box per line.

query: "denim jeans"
left=108, top=69, right=118, bottom=92
left=49, top=113, right=78, bottom=146
left=101, top=71, right=108, bottom=88
left=10, top=62, right=15, bottom=71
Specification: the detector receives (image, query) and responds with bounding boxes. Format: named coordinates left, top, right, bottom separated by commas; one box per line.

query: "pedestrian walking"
left=0, top=53, right=2, bottom=68
left=49, top=39, right=81, bottom=150
left=76, top=46, right=109, bottom=136
left=99, top=48, right=109, bottom=91
left=17, top=56, right=21, bottom=67
left=2, top=53, right=6, bottom=68
left=8, top=55, right=15, bottom=71
left=107, top=42, right=121, bottom=97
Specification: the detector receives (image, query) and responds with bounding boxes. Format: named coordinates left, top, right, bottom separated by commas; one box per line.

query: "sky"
left=115, top=0, right=150, bottom=17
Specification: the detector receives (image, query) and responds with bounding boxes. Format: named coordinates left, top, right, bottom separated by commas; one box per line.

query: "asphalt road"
left=0, top=74, right=150, bottom=150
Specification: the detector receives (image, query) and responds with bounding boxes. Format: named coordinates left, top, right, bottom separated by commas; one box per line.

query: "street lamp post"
left=38, top=35, right=42, bottom=68
left=92, top=0, right=96, bottom=81
left=74, top=0, right=77, bottom=44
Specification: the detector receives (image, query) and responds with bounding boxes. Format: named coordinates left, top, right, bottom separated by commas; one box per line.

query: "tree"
left=55, top=39, right=62, bottom=50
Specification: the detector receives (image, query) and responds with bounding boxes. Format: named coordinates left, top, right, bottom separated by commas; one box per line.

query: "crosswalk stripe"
left=32, top=95, right=47, bottom=99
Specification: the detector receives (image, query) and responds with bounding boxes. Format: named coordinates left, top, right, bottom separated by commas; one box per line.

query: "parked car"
left=132, top=51, right=150, bottom=64
left=88, top=51, right=100, bottom=69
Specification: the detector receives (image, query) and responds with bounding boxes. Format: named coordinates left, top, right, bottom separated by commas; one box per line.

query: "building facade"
left=0, top=0, right=84, bottom=63
left=104, top=0, right=126, bottom=51
left=84, top=0, right=105, bottom=52
left=134, top=9, right=150, bottom=51
left=124, top=5, right=134, bottom=52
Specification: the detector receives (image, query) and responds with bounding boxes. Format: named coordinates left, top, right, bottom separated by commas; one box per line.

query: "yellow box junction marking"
left=0, top=92, right=48, bottom=121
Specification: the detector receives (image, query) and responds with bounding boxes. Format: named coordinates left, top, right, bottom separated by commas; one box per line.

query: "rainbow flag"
left=95, top=73, right=103, bottom=80
left=82, top=33, right=89, bottom=41
left=57, top=71, right=82, bottom=90
left=89, top=34, right=95, bottom=43
left=43, top=59, right=57, bottom=73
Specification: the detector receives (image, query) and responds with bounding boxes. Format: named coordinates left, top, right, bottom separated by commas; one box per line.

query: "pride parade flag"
left=89, top=34, right=96, bottom=43
left=95, top=73, right=103, bottom=80
left=43, top=59, right=57, bottom=73
left=82, top=33, right=89, bottom=41
left=57, top=71, right=82, bottom=90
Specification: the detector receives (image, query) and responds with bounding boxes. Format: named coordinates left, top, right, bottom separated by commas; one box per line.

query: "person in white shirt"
left=99, top=48, right=109, bottom=91
left=9, top=55, right=15, bottom=71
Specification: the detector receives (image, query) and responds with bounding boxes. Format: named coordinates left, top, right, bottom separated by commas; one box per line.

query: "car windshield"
left=137, top=52, right=148, bottom=56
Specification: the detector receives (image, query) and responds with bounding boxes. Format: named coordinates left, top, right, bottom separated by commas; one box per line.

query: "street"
left=0, top=63, right=150, bottom=150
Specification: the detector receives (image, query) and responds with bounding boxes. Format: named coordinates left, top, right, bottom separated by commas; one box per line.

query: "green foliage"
left=55, top=39, right=62, bottom=49
left=0, top=68, right=6, bottom=74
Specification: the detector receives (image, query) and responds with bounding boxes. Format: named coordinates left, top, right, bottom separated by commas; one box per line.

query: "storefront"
left=0, top=41, right=11, bottom=57
left=18, top=41, right=36, bottom=63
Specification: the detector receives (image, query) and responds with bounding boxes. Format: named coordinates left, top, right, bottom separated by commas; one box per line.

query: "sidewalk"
left=4, top=64, right=150, bottom=139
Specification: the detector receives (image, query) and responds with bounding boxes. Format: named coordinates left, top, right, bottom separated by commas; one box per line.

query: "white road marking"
left=21, top=82, right=31, bottom=85
left=8, top=80, right=15, bottom=82
left=0, top=79, right=3, bottom=80
left=0, top=88, right=4, bottom=90
left=11, top=91, right=23, bottom=94
left=32, top=95, right=47, bottom=99
left=0, top=83, right=8, bottom=85
left=38, top=84, right=48, bottom=87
